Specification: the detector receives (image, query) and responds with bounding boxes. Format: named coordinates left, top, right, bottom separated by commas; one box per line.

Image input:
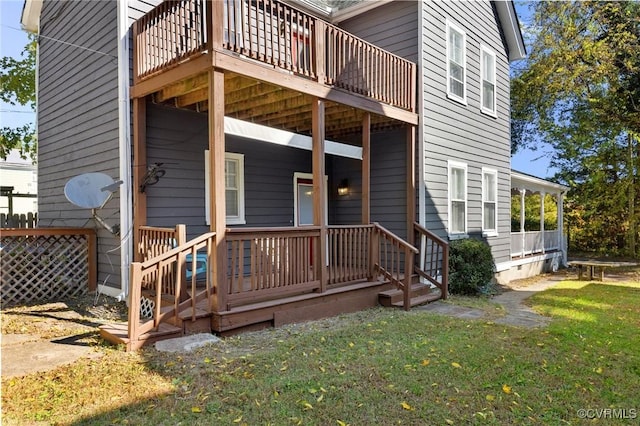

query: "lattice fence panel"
left=1, top=230, right=95, bottom=307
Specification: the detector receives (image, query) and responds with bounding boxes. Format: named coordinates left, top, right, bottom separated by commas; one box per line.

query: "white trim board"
left=496, top=251, right=564, bottom=272
left=224, top=117, right=362, bottom=160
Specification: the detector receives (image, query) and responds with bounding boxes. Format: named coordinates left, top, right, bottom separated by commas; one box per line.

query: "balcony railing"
left=511, top=230, right=562, bottom=258
left=134, top=0, right=416, bottom=111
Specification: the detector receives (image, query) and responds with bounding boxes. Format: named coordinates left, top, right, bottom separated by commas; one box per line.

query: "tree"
left=511, top=1, right=640, bottom=257
left=1, top=35, right=37, bottom=161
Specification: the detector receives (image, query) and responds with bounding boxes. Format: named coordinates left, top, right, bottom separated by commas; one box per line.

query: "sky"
left=0, top=0, right=555, bottom=178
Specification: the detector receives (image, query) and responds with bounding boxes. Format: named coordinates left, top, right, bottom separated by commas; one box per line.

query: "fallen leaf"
left=233, top=415, right=243, bottom=423
left=421, top=359, right=430, bottom=366
left=337, top=421, right=348, bottom=426
left=502, top=384, right=512, bottom=394
left=451, top=362, right=462, bottom=368
left=486, top=394, right=495, bottom=401
left=595, top=367, right=603, bottom=374
left=401, top=401, right=413, bottom=410
left=191, top=407, right=201, bottom=413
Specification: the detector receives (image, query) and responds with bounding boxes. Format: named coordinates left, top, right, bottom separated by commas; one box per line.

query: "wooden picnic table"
left=567, top=260, right=636, bottom=281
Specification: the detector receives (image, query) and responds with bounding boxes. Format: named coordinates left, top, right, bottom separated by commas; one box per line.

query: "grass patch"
left=3, top=280, right=640, bottom=425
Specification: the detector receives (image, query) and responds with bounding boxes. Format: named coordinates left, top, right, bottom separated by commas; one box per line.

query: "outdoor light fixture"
left=337, top=179, right=349, bottom=196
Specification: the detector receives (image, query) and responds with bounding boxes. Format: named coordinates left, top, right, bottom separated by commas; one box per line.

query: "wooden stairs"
left=99, top=299, right=212, bottom=351
left=378, top=281, right=442, bottom=309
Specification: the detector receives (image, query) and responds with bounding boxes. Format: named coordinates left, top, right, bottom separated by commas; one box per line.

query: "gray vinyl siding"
left=421, top=1, right=512, bottom=265
left=37, top=0, right=121, bottom=289
left=338, top=1, right=419, bottom=62
left=144, top=104, right=407, bottom=239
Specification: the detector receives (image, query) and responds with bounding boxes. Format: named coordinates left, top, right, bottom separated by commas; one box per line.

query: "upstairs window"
left=480, top=46, right=497, bottom=115
left=448, top=161, right=467, bottom=235
left=482, top=168, right=498, bottom=235
left=446, top=21, right=466, bottom=104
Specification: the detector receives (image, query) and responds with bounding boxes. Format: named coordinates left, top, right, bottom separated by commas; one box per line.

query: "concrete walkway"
left=1, top=333, right=104, bottom=379
left=417, top=275, right=565, bottom=328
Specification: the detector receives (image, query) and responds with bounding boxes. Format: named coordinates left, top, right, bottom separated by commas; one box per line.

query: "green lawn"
left=2, top=278, right=639, bottom=425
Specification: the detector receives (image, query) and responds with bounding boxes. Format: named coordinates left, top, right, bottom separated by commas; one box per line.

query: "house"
left=22, top=0, right=564, bottom=348
left=0, top=149, right=38, bottom=227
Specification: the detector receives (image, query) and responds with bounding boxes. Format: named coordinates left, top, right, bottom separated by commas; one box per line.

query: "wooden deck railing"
left=137, top=224, right=186, bottom=261
left=414, top=222, right=448, bottom=299
left=225, top=226, right=321, bottom=308
left=134, top=0, right=207, bottom=78
left=373, top=223, right=418, bottom=311
left=128, top=231, right=216, bottom=342
left=327, top=225, right=372, bottom=285
left=134, top=0, right=416, bottom=111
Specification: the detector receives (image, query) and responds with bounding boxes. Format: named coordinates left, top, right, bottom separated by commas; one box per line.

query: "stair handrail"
left=373, top=222, right=418, bottom=311
left=413, top=222, right=449, bottom=300
left=128, top=231, right=217, bottom=342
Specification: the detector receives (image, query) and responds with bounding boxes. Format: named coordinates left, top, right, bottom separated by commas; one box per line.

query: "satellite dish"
left=64, top=172, right=123, bottom=235
left=64, top=172, right=118, bottom=209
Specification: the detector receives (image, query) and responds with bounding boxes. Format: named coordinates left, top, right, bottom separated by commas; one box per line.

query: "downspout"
left=417, top=1, right=427, bottom=271
left=116, top=0, right=132, bottom=300
left=417, top=0, right=425, bottom=228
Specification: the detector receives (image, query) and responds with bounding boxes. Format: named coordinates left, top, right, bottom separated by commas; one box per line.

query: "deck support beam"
left=132, top=97, right=147, bottom=261
left=362, top=113, right=371, bottom=224
left=312, top=98, right=327, bottom=292
left=406, top=125, right=416, bottom=245
left=208, top=69, right=227, bottom=312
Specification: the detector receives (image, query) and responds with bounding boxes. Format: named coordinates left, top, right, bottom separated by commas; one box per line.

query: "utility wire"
left=2, top=24, right=117, bottom=60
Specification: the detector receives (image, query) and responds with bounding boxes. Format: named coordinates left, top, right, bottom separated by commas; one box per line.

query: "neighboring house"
left=22, top=0, right=564, bottom=346
left=0, top=149, right=38, bottom=223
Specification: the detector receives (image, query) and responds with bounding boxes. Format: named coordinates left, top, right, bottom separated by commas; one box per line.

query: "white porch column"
left=540, top=191, right=545, bottom=253
left=520, top=188, right=526, bottom=257
left=558, top=191, right=565, bottom=264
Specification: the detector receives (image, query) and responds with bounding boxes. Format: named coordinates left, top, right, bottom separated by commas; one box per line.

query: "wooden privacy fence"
left=0, top=228, right=97, bottom=307
left=1, top=213, right=38, bottom=229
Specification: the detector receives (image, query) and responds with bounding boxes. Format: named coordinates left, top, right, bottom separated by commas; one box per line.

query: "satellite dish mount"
left=64, top=173, right=123, bottom=236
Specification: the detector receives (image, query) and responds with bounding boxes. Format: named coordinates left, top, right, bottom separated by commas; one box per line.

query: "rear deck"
left=100, top=223, right=447, bottom=350
left=100, top=0, right=444, bottom=350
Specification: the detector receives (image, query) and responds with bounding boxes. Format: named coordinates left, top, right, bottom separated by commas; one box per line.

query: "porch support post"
left=520, top=188, right=526, bottom=257
left=132, top=96, right=147, bottom=262
left=406, top=125, right=416, bottom=245
left=312, top=97, right=327, bottom=292
left=208, top=69, right=227, bottom=312
left=558, top=192, right=565, bottom=264
left=361, top=113, right=371, bottom=224
left=540, top=191, right=546, bottom=253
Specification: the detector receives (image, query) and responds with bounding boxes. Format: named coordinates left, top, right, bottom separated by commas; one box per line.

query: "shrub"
left=448, top=238, right=495, bottom=295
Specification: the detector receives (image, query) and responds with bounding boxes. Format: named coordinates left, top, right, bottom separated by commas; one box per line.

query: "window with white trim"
left=448, top=161, right=467, bottom=235
left=446, top=21, right=466, bottom=103
left=480, top=46, right=497, bottom=115
left=482, top=168, right=498, bottom=235
left=205, top=151, right=245, bottom=225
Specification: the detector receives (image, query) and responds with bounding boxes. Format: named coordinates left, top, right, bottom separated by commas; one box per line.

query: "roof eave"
left=21, top=0, right=43, bottom=33
left=494, top=0, right=526, bottom=62
left=511, top=170, right=569, bottom=192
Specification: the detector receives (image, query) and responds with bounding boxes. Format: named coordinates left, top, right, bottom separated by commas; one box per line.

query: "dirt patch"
left=1, top=292, right=127, bottom=341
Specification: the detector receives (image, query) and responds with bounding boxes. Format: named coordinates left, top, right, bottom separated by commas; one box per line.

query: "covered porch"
left=100, top=0, right=447, bottom=349
left=505, top=171, right=568, bottom=281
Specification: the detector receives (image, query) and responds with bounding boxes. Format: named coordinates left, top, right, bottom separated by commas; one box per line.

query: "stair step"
left=391, top=289, right=442, bottom=308
left=99, top=322, right=183, bottom=351
left=378, top=282, right=434, bottom=307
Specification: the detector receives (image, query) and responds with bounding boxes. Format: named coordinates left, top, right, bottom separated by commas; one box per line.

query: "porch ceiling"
left=149, top=71, right=404, bottom=142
